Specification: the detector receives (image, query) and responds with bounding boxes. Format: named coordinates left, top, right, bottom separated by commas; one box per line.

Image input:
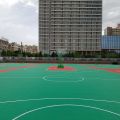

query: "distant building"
left=0, top=38, right=9, bottom=51
left=8, top=42, right=21, bottom=52
left=23, top=45, right=38, bottom=54
left=104, top=24, right=120, bottom=36
left=0, top=37, right=38, bottom=55
left=8, top=43, right=38, bottom=54
left=102, top=36, right=120, bottom=53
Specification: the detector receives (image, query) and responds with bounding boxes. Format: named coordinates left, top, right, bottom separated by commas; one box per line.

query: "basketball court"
left=0, top=63, right=120, bottom=120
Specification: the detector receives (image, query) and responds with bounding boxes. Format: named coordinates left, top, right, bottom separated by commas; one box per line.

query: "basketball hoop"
left=56, top=49, right=66, bottom=68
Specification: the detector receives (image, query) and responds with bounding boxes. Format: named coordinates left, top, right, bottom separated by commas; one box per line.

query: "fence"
left=0, top=57, right=119, bottom=64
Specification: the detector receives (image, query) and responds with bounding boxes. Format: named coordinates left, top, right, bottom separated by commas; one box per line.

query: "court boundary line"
left=0, top=98, right=120, bottom=104
left=12, top=104, right=120, bottom=120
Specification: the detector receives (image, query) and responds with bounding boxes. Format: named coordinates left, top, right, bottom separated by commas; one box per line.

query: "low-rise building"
left=8, top=42, right=21, bottom=52
left=104, top=24, right=120, bottom=36
left=23, top=45, right=38, bottom=54
left=0, top=37, right=38, bottom=54
left=102, top=36, right=120, bottom=53
left=0, top=37, right=9, bottom=51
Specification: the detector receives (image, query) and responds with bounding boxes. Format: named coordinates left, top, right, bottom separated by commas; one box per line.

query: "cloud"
left=0, top=0, right=38, bottom=7
left=0, top=0, right=19, bottom=7
left=0, top=0, right=38, bottom=45
left=103, top=0, right=120, bottom=31
left=0, top=0, right=119, bottom=44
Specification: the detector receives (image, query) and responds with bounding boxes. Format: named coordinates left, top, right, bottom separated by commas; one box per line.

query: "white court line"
left=93, top=78, right=119, bottom=81
left=0, top=77, right=42, bottom=78
left=0, top=98, right=120, bottom=104
left=0, top=76, right=118, bottom=81
left=42, top=76, right=85, bottom=83
left=12, top=104, right=120, bottom=120
left=0, top=76, right=119, bottom=82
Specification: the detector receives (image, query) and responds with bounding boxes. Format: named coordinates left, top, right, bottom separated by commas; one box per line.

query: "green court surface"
left=0, top=63, right=120, bottom=120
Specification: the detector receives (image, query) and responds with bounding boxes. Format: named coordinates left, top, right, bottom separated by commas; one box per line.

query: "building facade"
left=23, top=45, right=38, bottom=54
left=0, top=38, right=9, bottom=52
left=8, top=42, right=21, bottom=52
left=102, top=36, right=120, bottom=53
left=39, top=0, right=102, bottom=54
left=104, top=24, right=120, bottom=36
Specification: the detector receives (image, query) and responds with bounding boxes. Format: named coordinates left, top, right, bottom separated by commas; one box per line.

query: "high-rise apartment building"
left=39, top=0, right=102, bottom=54
left=104, top=24, right=120, bottom=36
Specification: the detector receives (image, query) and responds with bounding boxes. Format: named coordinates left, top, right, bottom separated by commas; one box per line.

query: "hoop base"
left=57, top=64, right=64, bottom=69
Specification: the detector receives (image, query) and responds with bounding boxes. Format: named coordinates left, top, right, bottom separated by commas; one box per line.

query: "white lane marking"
left=0, top=98, right=120, bottom=104
left=12, top=104, right=120, bottom=120
left=0, top=77, right=42, bottom=78
left=0, top=76, right=118, bottom=81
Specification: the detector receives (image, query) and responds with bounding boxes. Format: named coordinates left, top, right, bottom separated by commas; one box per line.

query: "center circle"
left=42, top=76, right=84, bottom=82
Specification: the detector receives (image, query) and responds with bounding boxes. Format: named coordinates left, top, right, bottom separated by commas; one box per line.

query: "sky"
left=0, top=0, right=120, bottom=46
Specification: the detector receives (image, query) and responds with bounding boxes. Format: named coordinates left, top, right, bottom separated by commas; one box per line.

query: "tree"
left=51, top=52, right=58, bottom=57
left=1, top=50, right=6, bottom=56
left=38, top=52, right=43, bottom=57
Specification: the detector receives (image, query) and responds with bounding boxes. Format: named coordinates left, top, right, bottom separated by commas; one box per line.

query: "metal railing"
left=0, top=57, right=119, bottom=64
